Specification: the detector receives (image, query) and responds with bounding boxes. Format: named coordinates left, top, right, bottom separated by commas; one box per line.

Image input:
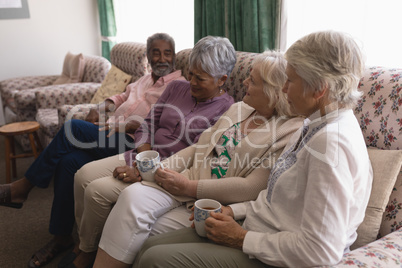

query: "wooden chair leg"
left=28, top=133, right=39, bottom=158
left=9, top=136, right=17, bottom=179
left=33, top=131, right=43, bottom=154
left=4, top=136, right=12, bottom=184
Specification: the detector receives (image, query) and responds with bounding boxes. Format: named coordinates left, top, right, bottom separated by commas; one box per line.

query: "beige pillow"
left=351, top=148, right=402, bottom=249
left=53, top=52, right=85, bottom=85
left=90, top=65, right=132, bottom=104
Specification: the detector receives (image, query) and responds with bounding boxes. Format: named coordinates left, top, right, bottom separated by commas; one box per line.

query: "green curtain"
left=97, top=0, right=117, bottom=60
left=194, top=0, right=279, bottom=52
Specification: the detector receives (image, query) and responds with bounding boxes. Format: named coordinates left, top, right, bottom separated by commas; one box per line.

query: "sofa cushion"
left=352, top=148, right=402, bottom=249
left=90, top=65, right=132, bottom=104
left=53, top=52, right=85, bottom=85
left=354, top=67, right=402, bottom=150
left=320, top=228, right=402, bottom=268
left=379, top=168, right=402, bottom=238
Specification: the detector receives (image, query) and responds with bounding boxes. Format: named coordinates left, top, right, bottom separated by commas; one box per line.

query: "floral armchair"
left=0, top=54, right=111, bottom=151
left=35, top=42, right=150, bottom=147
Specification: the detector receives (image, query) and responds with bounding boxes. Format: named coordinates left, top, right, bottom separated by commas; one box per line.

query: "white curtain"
left=285, top=0, right=402, bottom=68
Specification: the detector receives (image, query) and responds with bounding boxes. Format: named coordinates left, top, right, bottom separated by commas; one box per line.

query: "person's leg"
left=78, top=176, right=130, bottom=251
left=2, top=120, right=102, bottom=205
left=74, top=153, right=127, bottom=236
left=25, top=120, right=104, bottom=187
left=27, top=121, right=133, bottom=268
left=150, top=205, right=192, bottom=236
left=94, top=184, right=182, bottom=266
left=45, top=121, right=134, bottom=235
left=134, top=228, right=271, bottom=268
left=58, top=154, right=126, bottom=267
left=49, top=150, right=95, bottom=236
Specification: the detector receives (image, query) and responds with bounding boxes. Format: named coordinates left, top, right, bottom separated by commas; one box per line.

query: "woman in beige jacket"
left=91, top=51, right=304, bottom=268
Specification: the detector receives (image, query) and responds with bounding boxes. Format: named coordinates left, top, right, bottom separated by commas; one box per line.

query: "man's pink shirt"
left=107, top=70, right=185, bottom=139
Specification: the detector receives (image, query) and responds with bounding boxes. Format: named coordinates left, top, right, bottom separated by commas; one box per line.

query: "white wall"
left=0, top=0, right=101, bottom=81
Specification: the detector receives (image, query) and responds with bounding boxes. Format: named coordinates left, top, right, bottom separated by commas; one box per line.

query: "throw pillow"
left=53, top=52, right=85, bottom=85
left=90, top=65, right=132, bottom=104
left=351, top=148, right=402, bottom=249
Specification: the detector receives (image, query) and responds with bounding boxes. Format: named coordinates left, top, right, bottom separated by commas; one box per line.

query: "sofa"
left=0, top=53, right=111, bottom=150
left=17, top=41, right=402, bottom=266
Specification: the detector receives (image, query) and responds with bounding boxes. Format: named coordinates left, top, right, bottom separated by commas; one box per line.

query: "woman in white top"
left=133, top=30, right=373, bottom=268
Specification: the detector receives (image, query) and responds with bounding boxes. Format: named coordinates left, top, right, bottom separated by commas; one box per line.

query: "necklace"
left=252, top=111, right=264, bottom=126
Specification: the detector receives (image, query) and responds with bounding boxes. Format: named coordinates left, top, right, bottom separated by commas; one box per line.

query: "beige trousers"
left=74, top=153, right=129, bottom=252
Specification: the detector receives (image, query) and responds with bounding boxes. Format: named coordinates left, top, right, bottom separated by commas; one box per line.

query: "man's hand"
left=96, top=122, right=125, bottom=137
left=204, top=212, right=247, bottom=249
left=112, top=165, right=141, bottom=183
left=96, top=120, right=141, bottom=137
left=85, top=108, right=100, bottom=124
left=85, top=100, right=115, bottom=124
left=125, top=120, right=141, bottom=134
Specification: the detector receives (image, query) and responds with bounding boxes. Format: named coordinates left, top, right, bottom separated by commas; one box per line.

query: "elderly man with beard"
left=0, top=33, right=185, bottom=268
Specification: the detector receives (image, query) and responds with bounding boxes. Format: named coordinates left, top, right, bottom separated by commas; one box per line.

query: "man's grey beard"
left=152, top=62, right=174, bottom=77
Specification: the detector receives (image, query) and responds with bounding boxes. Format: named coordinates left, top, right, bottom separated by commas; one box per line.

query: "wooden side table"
left=0, top=121, right=42, bottom=183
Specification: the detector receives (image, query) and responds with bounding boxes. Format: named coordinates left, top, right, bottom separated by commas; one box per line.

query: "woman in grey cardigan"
left=92, top=51, right=304, bottom=268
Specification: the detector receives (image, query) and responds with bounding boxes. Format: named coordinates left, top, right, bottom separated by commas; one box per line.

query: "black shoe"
left=58, top=250, right=78, bottom=268
left=0, top=184, right=23, bottom=209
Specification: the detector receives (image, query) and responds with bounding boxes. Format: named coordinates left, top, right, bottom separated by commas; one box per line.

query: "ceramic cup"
left=135, top=150, right=163, bottom=182
left=194, top=199, right=222, bottom=237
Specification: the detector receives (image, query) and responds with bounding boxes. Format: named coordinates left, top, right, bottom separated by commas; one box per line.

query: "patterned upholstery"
left=36, top=42, right=150, bottom=148
left=110, top=42, right=151, bottom=83
left=175, top=49, right=192, bottom=81
left=35, top=83, right=100, bottom=110
left=321, top=228, right=402, bottom=268
left=0, top=54, right=111, bottom=150
left=355, top=67, right=402, bottom=150
left=354, top=67, right=402, bottom=238
left=0, top=75, right=59, bottom=113
left=82, top=55, right=113, bottom=83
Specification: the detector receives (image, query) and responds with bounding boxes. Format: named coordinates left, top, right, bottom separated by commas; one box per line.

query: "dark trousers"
left=25, top=119, right=135, bottom=235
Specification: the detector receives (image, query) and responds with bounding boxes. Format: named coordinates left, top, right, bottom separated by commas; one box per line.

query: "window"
left=113, top=0, right=194, bottom=52
left=286, top=0, right=402, bottom=68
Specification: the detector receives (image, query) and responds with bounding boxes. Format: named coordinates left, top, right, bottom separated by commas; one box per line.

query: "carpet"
left=0, top=134, right=77, bottom=268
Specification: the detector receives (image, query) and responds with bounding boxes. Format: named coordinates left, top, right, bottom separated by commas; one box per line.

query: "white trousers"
left=98, top=183, right=189, bottom=264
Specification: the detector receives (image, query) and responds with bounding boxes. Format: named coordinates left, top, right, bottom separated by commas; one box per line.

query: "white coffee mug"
left=135, top=150, right=163, bottom=182
left=194, top=199, right=222, bottom=237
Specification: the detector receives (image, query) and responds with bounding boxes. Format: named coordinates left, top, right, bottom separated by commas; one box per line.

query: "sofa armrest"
left=0, top=75, right=59, bottom=103
left=35, top=82, right=101, bottom=109
left=1, top=75, right=59, bottom=111
left=318, top=228, right=402, bottom=267
left=58, top=103, right=97, bottom=126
